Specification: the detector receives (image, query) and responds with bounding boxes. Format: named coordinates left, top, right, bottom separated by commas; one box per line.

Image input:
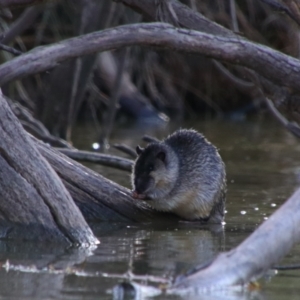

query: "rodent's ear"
left=156, top=151, right=166, bottom=162
left=136, top=145, right=144, bottom=156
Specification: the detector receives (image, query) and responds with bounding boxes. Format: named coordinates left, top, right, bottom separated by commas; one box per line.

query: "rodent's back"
left=132, top=129, right=226, bottom=222
left=164, top=129, right=223, bottom=183
left=163, top=129, right=226, bottom=222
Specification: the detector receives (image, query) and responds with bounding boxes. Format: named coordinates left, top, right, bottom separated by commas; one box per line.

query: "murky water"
left=1, top=117, right=300, bottom=299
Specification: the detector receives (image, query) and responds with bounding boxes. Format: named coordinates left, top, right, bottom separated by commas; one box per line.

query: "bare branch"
left=2, top=6, right=43, bottom=44
left=229, top=0, right=239, bottom=32
left=56, top=149, right=133, bottom=171
left=212, top=60, right=254, bottom=90
left=263, top=96, right=300, bottom=138
left=260, top=0, right=300, bottom=26
left=100, top=48, right=129, bottom=146
left=1, top=23, right=300, bottom=93
left=0, top=43, right=22, bottom=55
left=115, top=0, right=235, bottom=37
left=113, top=144, right=137, bottom=158
left=7, top=98, right=73, bottom=148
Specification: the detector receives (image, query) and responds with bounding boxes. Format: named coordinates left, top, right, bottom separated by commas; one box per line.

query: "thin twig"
left=1, top=6, right=42, bottom=44
left=7, top=98, right=73, bottom=148
left=212, top=60, right=254, bottom=90
left=22, top=121, right=73, bottom=148
left=260, top=0, right=300, bottom=26
left=100, top=48, right=129, bottom=147
left=113, top=144, right=137, bottom=158
left=57, top=148, right=133, bottom=171
left=0, top=43, right=22, bottom=55
left=264, top=97, right=300, bottom=138
left=244, top=68, right=300, bottom=139
left=229, top=0, right=239, bottom=32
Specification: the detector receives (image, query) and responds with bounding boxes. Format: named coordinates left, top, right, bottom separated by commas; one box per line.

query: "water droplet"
left=254, top=207, right=259, bottom=211
left=240, top=210, right=247, bottom=215
left=271, top=203, right=277, bottom=207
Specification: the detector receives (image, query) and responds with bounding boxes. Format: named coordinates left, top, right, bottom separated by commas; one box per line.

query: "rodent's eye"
left=148, top=165, right=154, bottom=172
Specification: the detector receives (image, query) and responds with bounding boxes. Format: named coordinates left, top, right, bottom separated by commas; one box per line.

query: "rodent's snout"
left=132, top=190, right=146, bottom=200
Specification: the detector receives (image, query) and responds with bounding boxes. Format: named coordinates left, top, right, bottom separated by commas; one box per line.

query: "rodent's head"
left=131, top=143, right=179, bottom=201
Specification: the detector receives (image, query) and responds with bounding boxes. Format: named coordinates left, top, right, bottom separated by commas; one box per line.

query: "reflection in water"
left=112, top=281, right=266, bottom=300
left=0, top=117, right=300, bottom=299
left=0, top=241, right=96, bottom=299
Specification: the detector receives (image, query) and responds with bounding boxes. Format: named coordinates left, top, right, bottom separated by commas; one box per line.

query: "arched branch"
left=1, top=23, right=300, bottom=92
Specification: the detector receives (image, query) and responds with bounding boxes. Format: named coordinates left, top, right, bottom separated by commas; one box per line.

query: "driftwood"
left=0, top=90, right=98, bottom=245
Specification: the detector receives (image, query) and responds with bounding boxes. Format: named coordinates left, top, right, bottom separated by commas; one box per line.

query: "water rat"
left=131, top=129, right=226, bottom=223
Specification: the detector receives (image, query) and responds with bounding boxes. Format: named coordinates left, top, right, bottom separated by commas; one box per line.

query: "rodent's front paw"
left=131, top=190, right=146, bottom=200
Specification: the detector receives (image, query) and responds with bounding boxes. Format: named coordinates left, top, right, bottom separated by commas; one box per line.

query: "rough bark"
left=0, top=90, right=98, bottom=245
left=1, top=23, right=300, bottom=93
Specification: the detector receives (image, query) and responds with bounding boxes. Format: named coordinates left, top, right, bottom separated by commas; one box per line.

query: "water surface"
left=1, top=117, right=300, bottom=299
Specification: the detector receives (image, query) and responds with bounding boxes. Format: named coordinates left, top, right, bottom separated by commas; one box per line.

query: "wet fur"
left=131, top=129, right=226, bottom=223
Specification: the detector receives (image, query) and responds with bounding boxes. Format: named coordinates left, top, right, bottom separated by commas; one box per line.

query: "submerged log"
left=0, top=90, right=98, bottom=245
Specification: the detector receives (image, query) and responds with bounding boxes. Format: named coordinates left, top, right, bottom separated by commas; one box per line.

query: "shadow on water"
left=0, top=117, right=300, bottom=299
